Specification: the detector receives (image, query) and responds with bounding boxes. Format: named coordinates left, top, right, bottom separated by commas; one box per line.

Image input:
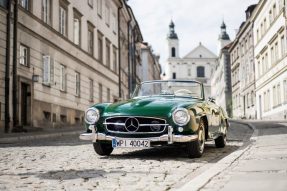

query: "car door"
left=204, top=100, right=221, bottom=135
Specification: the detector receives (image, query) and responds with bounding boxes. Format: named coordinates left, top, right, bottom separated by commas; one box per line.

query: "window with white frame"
left=97, top=0, right=102, bottom=16
left=20, top=44, right=29, bottom=67
left=43, top=55, right=52, bottom=85
left=113, top=46, right=117, bottom=72
left=98, top=32, right=103, bottom=63
left=112, top=13, right=117, bottom=33
left=59, top=5, right=67, bottom=36
left=267, top=90, right=270, bottom=110
left=105, top=3, right=110, bottom=26
left=73, top=10, right=82, bottom=46
left=75, top=72, right=80, bottom=96
left=277, top=84, right=281, bottom=105
left=284, top=80, right=287, bottom=102
left=19, top=0, right=30, bottom=10
left=99, top=83, right=103, bottom=103
left=89, top=79, right=94, bottom=101
left=88, top=23, right=94, bottom=55
left=281, top=35, right=285, bottom=57
left=275, top=42, right=279, bottom=62
left=88, top=0, right=93, bottom=7
left=106, top=39, right=111, bottom=68
left=42, top=0, right=51, bottom=24
left=273, top=85, right=277, bottom=107
left=60, top=64, right=66, bottom=91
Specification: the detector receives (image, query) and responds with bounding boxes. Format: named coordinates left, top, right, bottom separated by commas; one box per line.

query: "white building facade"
left=211, top=22, right=232, bottom=117
left=252, top=0, right=287, bottom=120
left=163, top=21, right=217, bottom=98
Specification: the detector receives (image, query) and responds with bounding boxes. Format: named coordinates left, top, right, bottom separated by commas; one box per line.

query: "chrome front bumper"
left=79, top=125, right=198, bottom=144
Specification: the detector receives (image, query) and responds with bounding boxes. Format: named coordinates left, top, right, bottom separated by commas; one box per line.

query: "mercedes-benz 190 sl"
left=80, top=80, right=229, bottom=158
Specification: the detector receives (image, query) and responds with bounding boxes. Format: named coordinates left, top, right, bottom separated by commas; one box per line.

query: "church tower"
left=167, top=20, right=179, bottom=58
left=217, top=21, right=231, bottom=55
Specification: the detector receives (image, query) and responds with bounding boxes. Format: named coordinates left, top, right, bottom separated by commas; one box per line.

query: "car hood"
left=102, top=96, right=197, bottom=117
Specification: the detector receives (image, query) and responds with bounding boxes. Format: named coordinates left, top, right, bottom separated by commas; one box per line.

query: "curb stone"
left=178, top=120, right=258, bottom=191
left=0, top=130, right=82, bottom=143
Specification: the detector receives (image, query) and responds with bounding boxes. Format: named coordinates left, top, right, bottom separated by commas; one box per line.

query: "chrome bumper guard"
left=79, top=125, right=198, bottom=144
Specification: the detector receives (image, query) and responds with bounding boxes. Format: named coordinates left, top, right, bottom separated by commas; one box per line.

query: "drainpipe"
left=4, top=0, right=12, bottom=133
left=12, top=0, right=18, bottom=129
left=127, top=20, right=131, bottom=96
left=117, top=2, right=123, bottom=99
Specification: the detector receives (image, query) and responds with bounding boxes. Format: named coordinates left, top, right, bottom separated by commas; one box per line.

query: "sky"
left=127, top=0, right=258, bottom=68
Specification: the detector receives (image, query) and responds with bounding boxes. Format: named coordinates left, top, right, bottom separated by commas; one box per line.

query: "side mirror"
left=208, top=97, right=216, bottom=103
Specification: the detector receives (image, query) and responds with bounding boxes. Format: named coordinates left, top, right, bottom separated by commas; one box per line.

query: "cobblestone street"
left=0, top=122, right=252, bottom=191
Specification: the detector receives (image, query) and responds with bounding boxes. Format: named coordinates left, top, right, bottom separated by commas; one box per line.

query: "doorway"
left=21, top=82, right=31, bottom=126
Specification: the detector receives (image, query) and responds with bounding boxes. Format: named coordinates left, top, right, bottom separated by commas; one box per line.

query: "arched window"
left=197, top=66, right=205, bottom=77
left=171, top=47, right=176, bottom=57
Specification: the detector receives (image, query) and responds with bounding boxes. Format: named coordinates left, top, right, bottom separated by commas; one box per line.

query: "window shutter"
left=50, top=58, right=54, bottom=85
left=43, top=55, right=51, bottom=85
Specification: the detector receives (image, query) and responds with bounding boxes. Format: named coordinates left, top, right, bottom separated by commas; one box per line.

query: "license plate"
left=112, top=138, right=150, bottom=148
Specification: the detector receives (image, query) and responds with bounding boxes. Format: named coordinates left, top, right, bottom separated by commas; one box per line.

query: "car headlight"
left=172, top=108, right=190, bottom=125
left=85, top=108, right=100, bottom=124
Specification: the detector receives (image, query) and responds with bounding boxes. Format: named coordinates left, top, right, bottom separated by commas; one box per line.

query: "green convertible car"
left=80, top=80, right=229, bottom=158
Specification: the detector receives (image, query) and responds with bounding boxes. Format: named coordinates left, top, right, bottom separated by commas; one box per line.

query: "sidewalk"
left=179, top=120, right=287, bottom=191
left=0, top=126, right=83, bottom=143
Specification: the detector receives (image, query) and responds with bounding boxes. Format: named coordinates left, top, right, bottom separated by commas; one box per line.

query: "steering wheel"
left=174, top=89, right=193, bottom=95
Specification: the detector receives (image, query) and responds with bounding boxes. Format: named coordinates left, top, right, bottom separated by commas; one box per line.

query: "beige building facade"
left=252, top=0, right=287, bottom=120
left=1, top=0, right=125, bottom=131
left=229, top=4, right=257, bottom=119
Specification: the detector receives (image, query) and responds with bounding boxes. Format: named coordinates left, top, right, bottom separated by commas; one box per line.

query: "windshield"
left=132, top=81, right=203, bottom=99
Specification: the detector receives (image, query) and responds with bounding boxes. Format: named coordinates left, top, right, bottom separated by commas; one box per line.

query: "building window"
left=98, top=32, right=103, bottom=63
left=42, top=0, right=51, bottom=25
left=273, top=85, right=277, bottom=107
left=106, top=39, right=111, bottom=68
left=73, top=10, right=82, bottom=46
left=112, top=13, right=117, bottom=33
left=281, top=35, right=285, bottom=57
left=188, top=68, right=191, bottom=76
left=105, top=3, right=110, bottom=26
left=19, top=44, right=29, bottom=67
left=97, top=0, right=102, bottom=17
left=277, top=84, right=281, bottom=105
left=89, top=79, right=94, bottom=101
left=60, top=64, right=66, bottom=91
left=107, top=88, right=110, bottom=102
left=284, top=80, right=287, bottom=103
left=271, top=46, right=274, bottom=64
left=43, top=55, right=53, bottom=85
left=88, top=23, right=94, bottom=55
left=19, top=0, right=30, bottom=10
left=275, top=42, right=279, bottom=63
left=59, top=5, right=67, bottom=36
left=99, top=83, right=103, bottom=103
left=88, top=0, right=93, bottom=7
left=171, top=47, right=176, bottom=57
left=172, top=72, right=176, bottom=79
left=75, top=72, right=80, bottom=96
left=197, top=66, right=205, bottom=77
left=113, top=46, right=117, bottom=73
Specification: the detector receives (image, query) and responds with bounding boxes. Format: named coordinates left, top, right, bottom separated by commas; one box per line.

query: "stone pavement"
left=0, top=126, right=82, bottom=143
left=192, top=120, right=287, bottom=191
left=0, top=122, right=252, bottom=191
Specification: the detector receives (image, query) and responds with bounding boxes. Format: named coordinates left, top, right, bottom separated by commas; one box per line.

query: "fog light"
left=178, top=127, right=184, bottom=132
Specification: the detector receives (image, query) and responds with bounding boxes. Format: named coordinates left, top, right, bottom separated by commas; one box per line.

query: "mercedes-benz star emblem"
left=125, top=117, right=140, bottom=132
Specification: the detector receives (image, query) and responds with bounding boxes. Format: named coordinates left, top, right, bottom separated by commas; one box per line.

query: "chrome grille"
left=104, top=116, right=168, bottom=134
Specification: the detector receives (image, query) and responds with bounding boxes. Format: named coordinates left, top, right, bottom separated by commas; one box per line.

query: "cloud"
left=128, top=0, right=258, bottom=68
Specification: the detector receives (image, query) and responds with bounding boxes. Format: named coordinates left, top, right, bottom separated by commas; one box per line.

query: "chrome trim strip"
left=79, top=132, right=198, bottom=143
left=104, top=116, right=168, bottom=134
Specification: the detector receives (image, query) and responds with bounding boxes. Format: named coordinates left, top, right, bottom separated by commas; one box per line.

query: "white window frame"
left=42, top=0, right=51, bottom=24
left=59, top=6, right=67, bottom=36
left=43, top=55, right=51, bottom=85
left=73, top=17, right=80, bottom=45
left=20, top=44, right=29, bottom=67
left=60, top=64, right=66, bottom=91
left=75, top=72, right=80, bottom=96
left=20, top=0, right=29, bottom=10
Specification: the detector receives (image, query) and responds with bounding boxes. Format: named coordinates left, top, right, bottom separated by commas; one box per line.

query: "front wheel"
left=186, top=119, right=205, bottom=158
left=93, top=142, right=114, bottom=156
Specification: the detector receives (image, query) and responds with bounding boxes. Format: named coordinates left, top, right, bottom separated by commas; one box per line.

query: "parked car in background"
left=80, top=80, right=229, bottom=158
